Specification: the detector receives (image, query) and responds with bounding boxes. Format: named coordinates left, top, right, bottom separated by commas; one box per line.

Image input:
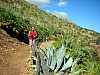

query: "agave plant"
left=45, top=44, right=81, bottom=75
left=34, top=41, right=80, bottom=75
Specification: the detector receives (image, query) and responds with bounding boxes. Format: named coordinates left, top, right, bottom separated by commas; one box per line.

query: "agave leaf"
left=40, top=48, right=47, bottom=58
left=64, top=57, right=66, bottom=65
left=65, top=54, right=70, bottom=59
left=61, top=57, right=73, bottom=71
left=63, top=54, right=70, bottom=65
left=54, top=45, right=65, bottom=72
left=49, top=55, right=57, bottom=70
left=49, top=47, right=57, bottom=70
left=71, top=58, right=79, bottom=72
left=72, top=58, right=79, bottom=67
left=47, top=47, right=53, bottom=66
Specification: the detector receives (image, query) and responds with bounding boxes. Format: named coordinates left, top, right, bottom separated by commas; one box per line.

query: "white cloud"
left=25, top=0, right=50, bottom=5
left=52, top=11, right=68, bottom=19
left=46, top=10, right=51, bottom=13
left=58, top=0, right=68, bottom=7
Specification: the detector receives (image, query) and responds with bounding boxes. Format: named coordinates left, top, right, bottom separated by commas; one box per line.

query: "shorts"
left=29, top=39, right=35, bottom=46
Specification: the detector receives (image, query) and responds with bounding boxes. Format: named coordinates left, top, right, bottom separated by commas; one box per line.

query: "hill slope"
left=0, top=0, right=100, bottom=43
left=0, top=0, right=100, bottom=75
left=0, top=29, right=34, bottom=75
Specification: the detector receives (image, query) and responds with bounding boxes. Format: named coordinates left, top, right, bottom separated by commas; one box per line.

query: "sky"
left=26, top=0, right=100, bottom=32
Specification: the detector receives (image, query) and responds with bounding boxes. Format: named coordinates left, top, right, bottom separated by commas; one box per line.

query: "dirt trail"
left=0, top=29, right=55, bottom=75
left=0, top=30, right=33, bottom=75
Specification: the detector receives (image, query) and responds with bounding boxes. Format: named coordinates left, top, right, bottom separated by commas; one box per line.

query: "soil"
left=0, top=29, right=34, bottom=75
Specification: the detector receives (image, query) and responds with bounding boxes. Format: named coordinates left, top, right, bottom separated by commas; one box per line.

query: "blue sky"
left=26, top=0, right=100, bottom=32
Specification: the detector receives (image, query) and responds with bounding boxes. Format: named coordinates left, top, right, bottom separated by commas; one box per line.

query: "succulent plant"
left=45, top=44, right=80, bottom=75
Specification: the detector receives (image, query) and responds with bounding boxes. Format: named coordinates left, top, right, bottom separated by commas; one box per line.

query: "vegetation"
left=0, top=0, right=100, bottom=75
left=47, top=45, right=80, bottom=75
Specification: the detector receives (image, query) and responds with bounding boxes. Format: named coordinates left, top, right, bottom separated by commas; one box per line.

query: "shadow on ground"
left=1, top=25, right=29, bottom=44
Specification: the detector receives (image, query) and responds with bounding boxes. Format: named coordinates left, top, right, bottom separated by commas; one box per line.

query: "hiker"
left=28, top=26, right=37, bottom=47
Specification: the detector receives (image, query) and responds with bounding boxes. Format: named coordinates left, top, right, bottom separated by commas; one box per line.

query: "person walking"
left=28, top=26, right=37, bottom=47
left=28, top=26, right=38, bottom=71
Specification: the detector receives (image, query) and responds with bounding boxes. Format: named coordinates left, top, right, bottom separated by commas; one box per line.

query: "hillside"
left=0, top=28, right=35, bottom=75
left=0, top=0, right=100, bottom=75
left=0, top=0, right=99, bottom=42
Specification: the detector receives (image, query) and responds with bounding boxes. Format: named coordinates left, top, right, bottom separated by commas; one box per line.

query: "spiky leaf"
left=61, top=57, right=73, bottom=71
left=55, top=45, right=65, bottom=72
left=49, top=54, right=57, bottom=70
